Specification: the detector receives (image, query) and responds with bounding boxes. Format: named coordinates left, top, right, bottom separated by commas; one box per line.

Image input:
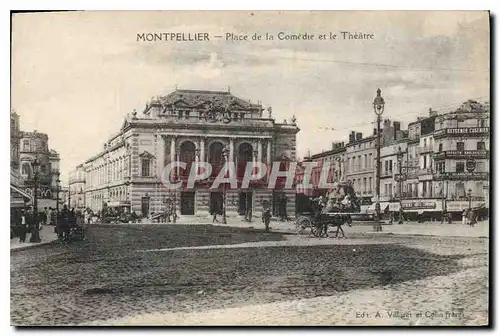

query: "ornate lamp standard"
left=55, top=173, right=61, bottom=215
left=222, top=147, right=230, bottom=224
left=373, top=88, right=385, bottom=232
left=55, top=173, right=61, bottom=227
left=467, top=188, right=473, bottom=210
left=30, top=158, right=42, bottom=243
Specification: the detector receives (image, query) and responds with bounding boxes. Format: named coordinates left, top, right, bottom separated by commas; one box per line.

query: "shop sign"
left=466, top=159, right=476, bottom=172
left=402, top=201, right=436, bottom=210
left=446, top=201, right=484, bottom=212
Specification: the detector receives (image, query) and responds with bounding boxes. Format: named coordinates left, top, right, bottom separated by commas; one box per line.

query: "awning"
left=388, top=202, right=401, bottom=212
left=11, top=198, right=27, bottom=208
left=380, top=202, right=390, bottom=213
left=107, top=201, right=131, bottom=208
left=11, top=185, right=32, bottom=202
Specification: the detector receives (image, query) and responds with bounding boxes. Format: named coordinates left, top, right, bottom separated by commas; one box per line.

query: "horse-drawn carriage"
left=295, top=181, right=361, bottom=238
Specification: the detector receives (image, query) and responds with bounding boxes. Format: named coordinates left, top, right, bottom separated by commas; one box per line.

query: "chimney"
left=393, top=121, right=401, bottom=140
left=356, top=132, right=363, bottom=141
left=373, top=128, right=377, bottom=135
left=429, top=108, right=437, bottom=117
left=349, top=131, right=355, bottom=143
left=332, top=142, right=335, bottom=150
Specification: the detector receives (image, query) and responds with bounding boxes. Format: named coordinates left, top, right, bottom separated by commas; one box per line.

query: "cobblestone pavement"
left=11, top=224, right=488, bottom=326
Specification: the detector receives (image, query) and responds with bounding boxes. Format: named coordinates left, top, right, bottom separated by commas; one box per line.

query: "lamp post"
left=373, top=88, right=385, bottom=232
left=397, top=146, right=404, bottom=224
left=56, top=174, right=61, bottom=227
left=467, top=188, right=472, bottom=210
left=30, top=158, right=41, bottom=243
left=222, top=147, right=230, bottom=224
left=55, top=173, right=61, bottom=215
left=68, top=183, right=72, bottom=210
left=440, top=167, right=447, bottom=224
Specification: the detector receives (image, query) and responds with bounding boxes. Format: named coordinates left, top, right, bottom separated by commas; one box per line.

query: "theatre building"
left=81, top=89, right=299, bottom=218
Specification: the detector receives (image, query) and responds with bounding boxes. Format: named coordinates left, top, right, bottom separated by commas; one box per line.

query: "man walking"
left=18, top=210, right=28, bottom=243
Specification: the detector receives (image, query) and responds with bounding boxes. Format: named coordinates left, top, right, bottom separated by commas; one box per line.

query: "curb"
left=10, top=239, right=58, bottom=252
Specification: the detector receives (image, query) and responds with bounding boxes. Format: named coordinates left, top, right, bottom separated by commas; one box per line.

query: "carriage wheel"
left=296, top=216, right=313, bottom=236
left=311, top=222, right=324, bottom=237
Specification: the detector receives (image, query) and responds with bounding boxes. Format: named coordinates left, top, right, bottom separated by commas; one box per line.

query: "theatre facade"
left=80, top=89, right=299, bottom=218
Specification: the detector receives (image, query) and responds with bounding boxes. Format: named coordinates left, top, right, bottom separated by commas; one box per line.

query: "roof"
left=149, top=89, right=262, bottom=111
left=310, top=146, right=346, bottom=159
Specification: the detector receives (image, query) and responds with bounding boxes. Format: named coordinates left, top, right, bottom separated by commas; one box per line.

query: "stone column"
left=157, top=135, right=165, bottom=178
left=170, top=136, right=176, bottom=164
left=258, top=139, right=263, bottom=163
left=195, top=138, right=200, bottom=176
left=200, top=137, right=206, bottom=162
left=266, top=139, right=272, bottom=166
left=229, top=138, right=235, bottom=162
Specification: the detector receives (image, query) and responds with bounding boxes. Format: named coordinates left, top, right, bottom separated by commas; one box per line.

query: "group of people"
left=11, top=207, right=39, bottom=243
left=55, top=205, right=85, bottom=241
left=462, top=208, right=478, bottom=227
left=11, top=205, right=85, bottom=243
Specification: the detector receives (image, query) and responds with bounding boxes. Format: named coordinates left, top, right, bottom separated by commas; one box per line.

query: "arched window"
left=21, top=162, right=32, bottom=178
left=237, top=143, right=253, bottom=179
left=209, top=142, right=225, bottom=177
left=179, top=141, right=196, bottom=178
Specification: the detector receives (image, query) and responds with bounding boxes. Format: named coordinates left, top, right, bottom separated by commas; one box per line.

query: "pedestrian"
left=46, top=207, right=52, bottom=226
left=18, top=210, right=28, bottom=243
left=462, top=209, right=468, bottom=226
left=58, top=205, right=70, bottom=241
left=212, top=211, right=219, bottom=223
left=468, top=209, right=476, bottom=227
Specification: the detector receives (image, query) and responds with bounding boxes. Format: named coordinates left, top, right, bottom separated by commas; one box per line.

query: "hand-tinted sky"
left=12, top=11, right=489, bottom=183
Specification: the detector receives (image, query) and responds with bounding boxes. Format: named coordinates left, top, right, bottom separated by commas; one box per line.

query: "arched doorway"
left=209, top=141, right=225, bottom=177
left=209, top=141, right=225, bottom=215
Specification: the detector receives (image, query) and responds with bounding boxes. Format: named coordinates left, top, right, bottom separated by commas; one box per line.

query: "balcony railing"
left=418, top=146, right=434, bottom=153
left=418, top=167, right=433, bottom=176
left=381, top=170, right=393, bottom=178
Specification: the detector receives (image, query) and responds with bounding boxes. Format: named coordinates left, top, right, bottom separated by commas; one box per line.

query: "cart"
left=295, top=180, right=360, bottom=238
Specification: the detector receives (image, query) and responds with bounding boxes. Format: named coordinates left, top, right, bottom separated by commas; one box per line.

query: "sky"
left=11, top=11, right=490, bottom=184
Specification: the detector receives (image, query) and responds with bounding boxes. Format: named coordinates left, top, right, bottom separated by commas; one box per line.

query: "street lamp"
left=373, top=88, right=385, bottom=232
left=68, top=182, right=72, bottom=210
left=30, top=158, right=42, bottom=243
left=56, top=173, right=61, bottom=225
left=467, top=188, right=472, bottom=210
left=222, top=147, right=230, bottom=224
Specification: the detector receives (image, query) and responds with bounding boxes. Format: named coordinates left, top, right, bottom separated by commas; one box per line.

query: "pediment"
left=139, top=151, right=155, bottom=159
left=172, top=99, right=191, bottom=108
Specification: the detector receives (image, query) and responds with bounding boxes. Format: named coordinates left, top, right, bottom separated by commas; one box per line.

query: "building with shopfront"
left=345, top=131, right=375, bottom=204
left=299, top=142, right=346, bottom=197
left=10, top=110, right=31, bottom=211
left=433, top=100, right=490, bottom=213
left=10, top=110, right=61, bottom=211
left=79, top=89, right=300, bottom=218
left=378, top=120, right=408, bottom=214
left=68, top=164, right=86, bottom=210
